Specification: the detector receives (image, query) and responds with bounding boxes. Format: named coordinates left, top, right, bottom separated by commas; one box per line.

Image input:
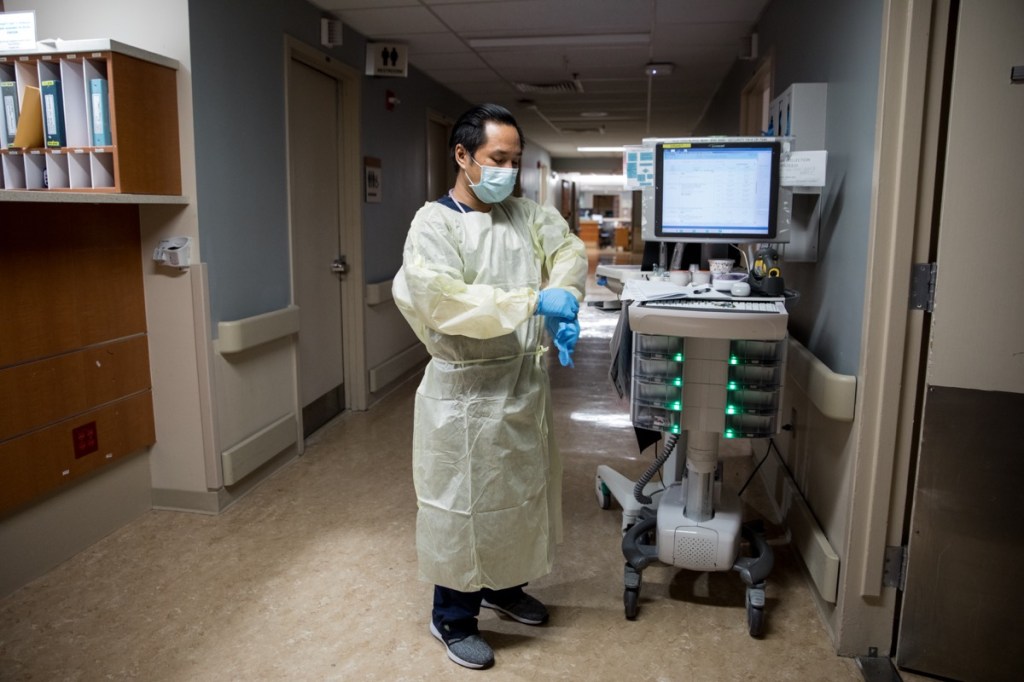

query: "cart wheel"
left=624, top=588, right=639, bottom=620
left=595, top=477, right=612, bottom=510
left=746, top=603, right=765, bottom=637
left=746, top=588, right=766, bottom=638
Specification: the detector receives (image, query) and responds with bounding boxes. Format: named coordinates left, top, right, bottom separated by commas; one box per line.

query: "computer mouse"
left=731, top=281, right=751, bottom=297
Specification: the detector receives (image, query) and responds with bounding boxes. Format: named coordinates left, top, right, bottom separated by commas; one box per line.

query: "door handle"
left=331, top=255, right=349, bottom=275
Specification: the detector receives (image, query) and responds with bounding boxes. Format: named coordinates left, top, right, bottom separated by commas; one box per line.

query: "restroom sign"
left=366, top=42, right=408, bottom=77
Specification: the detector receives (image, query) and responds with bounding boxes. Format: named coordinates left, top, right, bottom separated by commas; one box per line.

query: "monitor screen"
left=654, top=140, right=780, bottom=243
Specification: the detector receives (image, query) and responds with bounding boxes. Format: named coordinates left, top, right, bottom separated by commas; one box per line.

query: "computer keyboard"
left=643, top=298, right=785, bottom=314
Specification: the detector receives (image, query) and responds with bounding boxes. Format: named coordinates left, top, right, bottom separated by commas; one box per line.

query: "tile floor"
left=0, top=249, right=880, bottom=680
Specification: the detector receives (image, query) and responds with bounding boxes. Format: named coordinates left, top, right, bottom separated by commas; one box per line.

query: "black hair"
left=449, top=103, right=525, bottom=172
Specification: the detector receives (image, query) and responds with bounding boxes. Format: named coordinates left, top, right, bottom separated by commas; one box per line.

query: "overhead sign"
left=365, top=42, right=408, bottom=78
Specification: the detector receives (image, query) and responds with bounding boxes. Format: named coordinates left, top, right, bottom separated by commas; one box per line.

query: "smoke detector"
left=644, top=62, right=673, bottom=76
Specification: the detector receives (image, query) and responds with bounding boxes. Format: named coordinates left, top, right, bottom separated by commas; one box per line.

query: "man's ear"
left=454, top=144, right=469, bottom=170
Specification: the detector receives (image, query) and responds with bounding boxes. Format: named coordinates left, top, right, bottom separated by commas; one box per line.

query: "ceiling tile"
left=655, top=0, right=770, bottom=24
left=307, top=0, right=773, bottom=157
left=333, top=6, right=448, bottom=36
left=433, top=0, right=653, bottom=35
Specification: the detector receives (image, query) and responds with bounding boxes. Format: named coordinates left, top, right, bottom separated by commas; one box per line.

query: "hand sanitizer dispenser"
left=153, top=237, right=192, bottom=270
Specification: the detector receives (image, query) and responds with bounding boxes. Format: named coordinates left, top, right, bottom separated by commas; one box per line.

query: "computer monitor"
left=652, top=140, right=781, bottom=244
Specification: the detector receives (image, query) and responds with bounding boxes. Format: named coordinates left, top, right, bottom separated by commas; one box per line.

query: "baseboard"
left=369, top=343, right=427, bottom=393
left=151, top=486, right=226, bottom=515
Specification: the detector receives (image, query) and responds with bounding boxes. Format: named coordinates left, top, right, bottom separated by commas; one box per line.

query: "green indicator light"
left=674, top=353, right=684, bottom=362
left=726, top=405, right=738, bottom=415
left=729, top=355, right=739, bottom=365
left=728, top=381, right=738, bottom=390
left=672, top=377, right=683, bottom=387
left=666, top=400, right=682, bottom=411
left=724, top=429, right=736, bottom=439
left=670, top=424, right=681, bottom=434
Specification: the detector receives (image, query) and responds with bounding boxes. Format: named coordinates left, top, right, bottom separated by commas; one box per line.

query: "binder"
left=1, top=80, right=18, bottom=147
left=40, top=79, right=66, bottom=148
left=11, top=85, right=43, bottom=149
left=90, top=78, right=111, bottom=146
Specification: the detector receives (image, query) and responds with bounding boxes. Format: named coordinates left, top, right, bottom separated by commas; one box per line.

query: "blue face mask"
left=467, top=155, right=518, bottom=204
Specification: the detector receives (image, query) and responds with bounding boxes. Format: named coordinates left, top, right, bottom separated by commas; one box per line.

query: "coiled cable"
left=633, top=433, right=679, bottom=504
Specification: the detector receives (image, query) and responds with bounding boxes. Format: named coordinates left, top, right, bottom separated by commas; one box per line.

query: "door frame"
left=740, top=56, right=773, bottom=136
left=284, top=36, right=367, bottom=417
left=830, top=0, right=947, bottom=655
left=426, top=109, right=454, bottom=201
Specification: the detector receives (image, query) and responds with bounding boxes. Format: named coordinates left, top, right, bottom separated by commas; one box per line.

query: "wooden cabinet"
left=579, top=219, right=599, bottom=247
left=1, top=40, right=180, bottom=196
left=0, top=203, right=156, bottom=516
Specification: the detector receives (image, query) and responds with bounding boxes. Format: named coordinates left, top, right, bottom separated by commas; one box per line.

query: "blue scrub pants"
left=433, top=584, right=525, bottom=633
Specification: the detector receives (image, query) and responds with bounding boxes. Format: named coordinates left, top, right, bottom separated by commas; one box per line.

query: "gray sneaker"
left=430, top=621, right=495, bottom=669
left=481, top=591, right=549, bottom=625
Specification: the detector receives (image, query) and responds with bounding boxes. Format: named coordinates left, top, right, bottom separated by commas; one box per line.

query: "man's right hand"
left=536, top=288, right=579, bottom=320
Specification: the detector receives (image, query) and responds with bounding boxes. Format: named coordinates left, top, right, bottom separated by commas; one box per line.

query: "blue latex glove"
left=536, top=288, right=579, bottom=321
left=553, top=319, right=580, bottom=367
left=544, top=314, right=561, bottom=340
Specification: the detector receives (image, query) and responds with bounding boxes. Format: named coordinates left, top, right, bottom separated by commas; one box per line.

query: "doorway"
left=895, top=2, right=1024, bottom=680
left=285, top=38, right=366, bottom=439
left=426, top=111, right=453, bottom=201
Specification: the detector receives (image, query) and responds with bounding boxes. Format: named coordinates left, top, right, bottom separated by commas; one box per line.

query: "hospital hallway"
left=1, top=247, right=887, bottom=681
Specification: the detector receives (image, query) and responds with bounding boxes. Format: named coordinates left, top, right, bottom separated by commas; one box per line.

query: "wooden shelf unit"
left=1, top=40, right=181, bottom=196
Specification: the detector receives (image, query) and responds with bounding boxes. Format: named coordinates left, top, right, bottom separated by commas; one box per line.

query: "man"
left=393, top=104, right=588, bottom=669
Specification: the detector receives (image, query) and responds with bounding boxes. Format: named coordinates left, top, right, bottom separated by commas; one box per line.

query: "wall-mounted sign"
left=365, top=42, right=408, bottom=78
left=0, top=10, right=37, bottom=52
left=623, top=145, right=654, bottom=189
left=364, top=156, right=381, bottom=203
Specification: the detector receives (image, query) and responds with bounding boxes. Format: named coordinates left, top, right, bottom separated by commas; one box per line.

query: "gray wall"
left=695, top=0, right=883, bottom=376
left=188, top=0, right=468, bottom=323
